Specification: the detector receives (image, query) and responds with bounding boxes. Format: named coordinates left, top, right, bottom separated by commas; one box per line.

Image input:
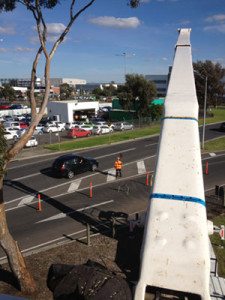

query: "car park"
left=17, top=128, right=28, bottom=137
left=113, top=121, right=134, bottom=131
left=67, top=128, right=91, bottom=139
left=52, top=154, right=99, bottom=179
left=0, top=104, right=10, bottom=110
left=92, top=125, right=113, bottom=135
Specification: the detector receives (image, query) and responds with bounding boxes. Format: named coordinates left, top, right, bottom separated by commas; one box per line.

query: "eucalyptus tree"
left=0, top=0, right=140, bottom=293
left=194, top=60, right=225, bottom=108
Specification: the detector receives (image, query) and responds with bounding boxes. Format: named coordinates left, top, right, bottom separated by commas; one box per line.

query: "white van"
left=4, top=121, right=20, bottom=130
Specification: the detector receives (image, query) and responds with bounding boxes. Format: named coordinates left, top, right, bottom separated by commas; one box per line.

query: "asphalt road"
left=1, top=122, right=225, bottom=262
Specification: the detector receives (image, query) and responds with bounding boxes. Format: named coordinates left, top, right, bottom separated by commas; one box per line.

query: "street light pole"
left=115, top=52, right=135, bottom=81
left=202, top=76, right=207, bottom=149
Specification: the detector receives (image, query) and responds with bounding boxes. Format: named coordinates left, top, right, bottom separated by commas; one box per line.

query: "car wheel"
left=49, top=130, right=52, bottom=133
left=13, top=135, right=17, bottom=140
left=67, top=171, right=74, bottom=179
left=38, top=132, right=42, bottom=135
left=87, top=133, right=90, bottom=137
left=91, top=164, right=97, bottom=171
left=61, top=128, right=65, bottom=132
left=73, top=135, right=77, bottom=139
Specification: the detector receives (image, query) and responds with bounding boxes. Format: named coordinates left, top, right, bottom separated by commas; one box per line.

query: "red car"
left=67, top=128, right=91, bottom=139
left=19, top=122, right=28, bottom=129
left=0, top=104, right=10, bottom=110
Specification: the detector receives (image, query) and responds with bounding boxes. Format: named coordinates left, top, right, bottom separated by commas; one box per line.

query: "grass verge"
left=210, top=215, right=225, bottom=277
left=44, top=126, right=161, bottom=151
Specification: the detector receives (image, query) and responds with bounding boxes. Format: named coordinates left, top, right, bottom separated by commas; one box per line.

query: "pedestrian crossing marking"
left=107, top=168, right=116, bottom=182
left=68, top=179, right=82, bottom=193
left=137, top=160, right=146, bottom=174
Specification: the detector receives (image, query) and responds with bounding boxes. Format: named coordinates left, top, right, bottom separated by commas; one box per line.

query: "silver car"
left=114, top=121, right=133, bottom=131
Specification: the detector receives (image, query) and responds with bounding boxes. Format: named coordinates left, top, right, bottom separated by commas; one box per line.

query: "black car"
left=220, top=122, right=225, bottom=132
left=52, top=154, right=99, bottom=179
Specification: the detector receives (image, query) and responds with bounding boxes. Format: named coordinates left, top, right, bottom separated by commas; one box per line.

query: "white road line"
left=209, top=153, right=216, bottom=157
left=36, top=200, right=114, bottom=224
left=67, top=179, right=81, bottom=193
left=107, top=168, right=116, bottom=182
left=137, top=160, right=146, bottom=174
left=18, top=195, right=35, bottom=207
left=96, top=147, right=136, bottom=159
left=144, top=143, right=158, bottom=147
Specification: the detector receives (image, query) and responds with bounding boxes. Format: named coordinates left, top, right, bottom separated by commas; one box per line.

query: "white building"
left=47, top=100, right=99, bottom=122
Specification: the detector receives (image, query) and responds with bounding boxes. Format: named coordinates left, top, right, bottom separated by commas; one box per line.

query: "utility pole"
left=115, top=52, right=135, bottom=80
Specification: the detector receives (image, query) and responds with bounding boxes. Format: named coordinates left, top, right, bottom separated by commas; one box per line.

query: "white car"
left=4, top=131, right=18, bottom=140
left=65, top=122, right=80, bottom=130
left=80, top=125, right=94, bottom=132
left=48, top=121, right=66, bottom=131
left=15, top=136, right=38, bottom=147
left=93, top=125, right=113, bottom=135
left=43, top=124, right=61, bottom=133
left=25, top=136, right=38, bottom=147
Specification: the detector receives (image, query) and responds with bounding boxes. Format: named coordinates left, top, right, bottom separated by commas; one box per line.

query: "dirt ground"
left=0, top=200, right=224, bottom=300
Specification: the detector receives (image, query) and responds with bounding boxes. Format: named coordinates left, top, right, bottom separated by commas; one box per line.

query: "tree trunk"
left=0, top=177, right=36, bottom=293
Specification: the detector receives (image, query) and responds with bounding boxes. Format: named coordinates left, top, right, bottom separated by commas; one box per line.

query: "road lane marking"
left=96, top=147, right=136, bottom=159
left=36, top=200, right=114, bottom=223
left=137, top=160, right=146, bottom=174
left=144, top=143, right=158, bottom=147
left=68, top=179, right=81, bottom=193
left=18, top=195, right=35, bottom=206
left=107, top=168, right=116, bottom=182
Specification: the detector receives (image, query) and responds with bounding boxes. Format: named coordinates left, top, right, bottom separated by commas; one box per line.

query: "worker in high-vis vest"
left=114, top=157, right=123, bottom=178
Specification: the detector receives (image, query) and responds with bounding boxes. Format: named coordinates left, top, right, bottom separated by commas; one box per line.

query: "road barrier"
left=146, top=172, right=149, bottom=186
left=205, top=162, right=208, bottom=175
left=38, top=194, right=42, bottom=211
left=90, top=182, right=93, bottom=198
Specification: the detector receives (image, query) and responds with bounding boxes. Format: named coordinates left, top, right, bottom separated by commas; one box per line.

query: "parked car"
left=219, top=122, right=225, bottom=132
left=19, top=122, right=28, bottom=129
left=80, top=125, right=94, bottom=132
left=43, top=124, right=61, bottom=133
left=4, top=127, right=19, bottom=135
left=48, top=121, right=66, bottom=131
left=15, top=136, right=38, bottom=147
left=4, top=121, right=20, bottom=130
left=92, top=125, right=113, bottom=135
left=113, top=121, right=133, bottom=131
left=0, top=104, right=10, bottom=110
left=17, top=128, right=28, bottom=137
left=52, top=154, right=99, bottom=179
left=65, top=122, right=80, bottom=130
left=4, top=131, right=18, bottom=140
left=67, top=128, right=91, bottom=139
left=9, top=105, right=22, bottom=109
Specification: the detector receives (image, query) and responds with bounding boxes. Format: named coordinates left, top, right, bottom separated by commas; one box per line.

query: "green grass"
left=44, top=126, right=161, bottom=151
left=199, top=108, right=225, bottom=126
left=203, top=137, right=225, bottom=152
left=210, top=215, right=225, bottom=277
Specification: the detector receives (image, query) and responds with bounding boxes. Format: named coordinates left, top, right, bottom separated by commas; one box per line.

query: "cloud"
left=0, top=46, right=34, bottom=53
left=140, top=0, right=150, bottom=2
left=31, top=22, right=67, bottom=44
left=161, top=57, right=168, bottom=61
left=89, top=16, right=141, bottom=29
left=213, top=58, right=225, bottom=67
left=0, top=25, right=15, bottom=35
left=204, top=24, right=225, bottom=34
left=205, top=14, right=225, bottom=23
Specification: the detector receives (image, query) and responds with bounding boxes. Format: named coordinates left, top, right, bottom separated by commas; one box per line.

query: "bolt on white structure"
left=134, top=29, right=211, bottom=299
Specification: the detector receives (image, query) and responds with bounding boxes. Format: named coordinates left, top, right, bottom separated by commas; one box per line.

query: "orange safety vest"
left=114, top=160, right=122, bottom=170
